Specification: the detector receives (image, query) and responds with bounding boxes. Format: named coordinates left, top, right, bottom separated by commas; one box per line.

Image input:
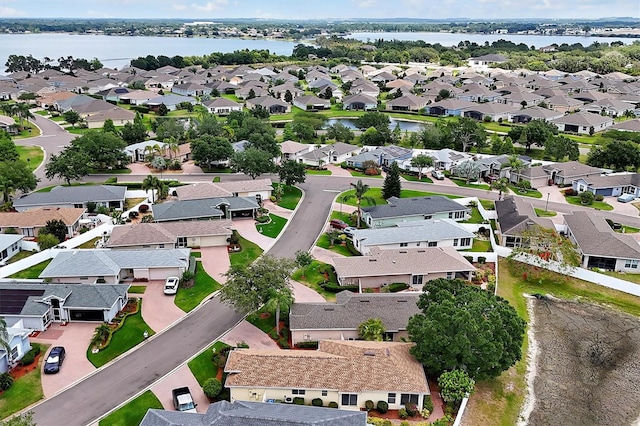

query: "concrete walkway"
left=181, top=161, right=203, bottom=174
left=31, top=323, right=97, bottom=398
left=232, top=219, right=276, bottom=251
left=199, top=246, right=231, bottom=284
left=263, top=200, right=294, bottom=219
left=325, top=164, right=352, bottom=177
left=311, top=246, right=345, bottom=266
left=221, top=320, right=280, bottom=349
left=149, top=364, right=209, bottom=413
left=536, top=185, right=568, bottom=206
left=134, top=282, right=186, bottom=331
left=291, top=279, right=326, bottom=303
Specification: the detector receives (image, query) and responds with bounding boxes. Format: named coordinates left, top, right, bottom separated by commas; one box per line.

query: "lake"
left=0, top=33, right=299, bottom=72
left=326, top=118, right=426, bottom=132
left=346, top=31, right=636, bottom=47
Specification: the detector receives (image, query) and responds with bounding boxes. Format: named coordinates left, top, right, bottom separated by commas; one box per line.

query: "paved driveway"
left=134, top=282, right=186, bottom=332
left=606, top=196, right=640, bottom=217
left=291, top=279, right=326, bottom=303
left=31, top=323, right=97, bottom=398
left=232, top=219, right=276, bottom=251
left=199, top=246, right=231, bottom=284
left=149, top=364, right=209, bottom=413
left=221, top=320, right=280, bottom=349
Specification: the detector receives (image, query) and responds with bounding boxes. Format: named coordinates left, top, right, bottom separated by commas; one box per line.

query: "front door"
left=51, top=298, right=61, bottom=321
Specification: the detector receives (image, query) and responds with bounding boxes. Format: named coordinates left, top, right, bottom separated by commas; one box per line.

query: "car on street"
left=164, top=276, right=180, bottom=295
left=343, top=227, right=357, bottom=238
left=617, top=193, right=636, bottom=203
left=44, top=346, right=66, bottom=374
left=330, top=219, right=348, bottom=230
left=432, top=170, right=445, bottom=180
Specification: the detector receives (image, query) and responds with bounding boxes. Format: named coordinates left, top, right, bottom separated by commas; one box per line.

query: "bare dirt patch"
left=525, top=298, right=640, bottom=426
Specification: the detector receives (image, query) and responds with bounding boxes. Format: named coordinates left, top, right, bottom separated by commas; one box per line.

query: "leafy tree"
left=41, top=219, right=68, bottom=242
left=360, top=127, right=387, bottom=146
left=521, top=119, right=558, bottom=152
left=62, top=110, right=81, bottom=127
left=120, top=113, right=148, bottom=144
left=295, top=250, right=313, bottom=278
left=355, top=111, right=390, bottom=132
left=544, top=135, right=579, bottom=162
left=455, top=160, right=481, bottom=184
left=191, top=135, right=233, bottom=166
left=438, top=370, right=475, bottom=404
left=579, top=190, right=595, bottom=205
left=162, top=138, right=180, bottom=160
left=0, top=137, right=19, bottom=162
left=220, top=255, right=296, bottom=334
left=45, top=146, right=91, bottom=185
left=0, top=411, right=36, bottom=426
left=358, top=318, right=386, bottom=341
left=71, top=131, right=129, bottom=170
left=490, top=177, right=511, bottom=200
left=410, top=154, right=434, bottom=180
left=156, top=118, right=186, bottom=142
left=150, top=156, right=167, bottom=174
left=291, top=122, right=315, bottom=142
left=325, top=123, right=355, bottom=143
left=0, top=160, right=38, bottom=202
left=196, top=113, right=223, bottom=137
left=447, top=117, right=487, bottom=153
left=13, top=103, right=34, bottom=125
left=37, top=232, right=60, bottom=250
left=382, top=162, right=402, bottom=199
left=278, top=160, right=306, bottom=186
left=586, top=140, right=640, bottom=171
left=284, top=89, right=293, bottom=103
left=102, top=119, right=117, bottom=135
left=247, top=88, right=256, bottom=100
left=408, top=278, right=526, bottom=380
left=142, top=174, right=162, bottom=203
left=157, top=103, right=169, bottom=116
left=343, top=180, right=376, bottom=228
left=230, top=148, right=275, bottom=180
left=326, top=229, right=342, bottom=247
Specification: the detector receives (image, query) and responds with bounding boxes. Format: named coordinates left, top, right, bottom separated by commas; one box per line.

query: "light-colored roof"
left=225, top=340, right=429, bottom=394
left=363, top=195, right=469, bottom=220
left=0, top=207, right=85, bottom=228
left=552, top=111, right=613, bottom=127
left=280, top=140, right=310, bottom=155
left=352, top=219, right=474, bottom=247
left=176, top=179, right=272, bottom=201
left=565, top=211, right=640, bottom=259
left=542, top=161, right=601, bottom=178
left=0, top=234, right=23, bottom=249
left=13, top=185, right=126, bottom=208
left=106, top=220, right=233, bottom=247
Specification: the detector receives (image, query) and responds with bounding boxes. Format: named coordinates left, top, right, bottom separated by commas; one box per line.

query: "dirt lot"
left=524, top=298, right=640, bottom=426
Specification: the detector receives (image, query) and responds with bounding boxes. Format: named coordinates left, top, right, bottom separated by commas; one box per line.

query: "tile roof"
left=352, top=219, right=474, bottom=247
left=565, top=211, right=640, bottom=259
left=225, top=340, right=429, bottom=394
left=0, top=207, right=85, bottom=227
left=362, top=196, right=469, bottom=220
left=13, top=186, right=125, bottom=208
left=106, top=220, right=233, bottom=247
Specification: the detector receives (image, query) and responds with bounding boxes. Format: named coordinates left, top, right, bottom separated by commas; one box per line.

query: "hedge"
left=312, top=398, right=323, bottom=407
left=376, top=400, right=389, bottom=414
left=294, top=341, right=319, bottom=349
left=387, top=282, right=409, bottom=293
left=293, top=397, right=305, bottom=405
left=328, top=401, right=339, bottom=408
left=321, top=282, right=359, bottom=293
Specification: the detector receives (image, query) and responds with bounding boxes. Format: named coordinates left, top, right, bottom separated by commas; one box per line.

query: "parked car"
left=617, top=193, right=636, bottom=203
left=330, top=219, right=348, bottom=230
left=343, top=227, right=357, bottom=238
left=164, top=276, right=180, bottom=295
left=44, top=346, right=66, bottom=374
left=432, top=170, right=445, bottom=180
left=173, top=387, right=197, bottom=413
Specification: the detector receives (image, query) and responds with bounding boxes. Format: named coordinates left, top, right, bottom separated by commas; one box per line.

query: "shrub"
left=270, top=195, right=277, bottom=202
left=138, top=204, right=150, bottom=213
left=595, top=194, right=604, bottom=201
left=477, top=256, right=486, bottom=264
left=203, top=378, right=222, bottom=398
left=487, top=282, right=496, bottom=293
left=0, top=373, right=13, bottom=391
left=328, top=401, right=339, bottom=408
left=294, top=341, right=319, bottom=349
left=367, top=418, right=393, bottom=426
left=19, top=351, right=35, bottom=366
left=293, top=397, right=305, bottom=405
left=563, top=188, right=576, bottom=196
left=464, top=255, right=474, bottom=264
left=579, top=190, right=595, bottom=205
left=236, top=341, right=249, bottom=349
left=312, top=398, right=323, bottom=407
left=365, top=400, right=375, bottom=411
left=104, top=177, right=117, bottom=184
left=405, top=402, right=419, bottom=417
left=400, top=422, right=411, bottom=426
left=376, top=400, right=389, bottom=414
left=387, top=282, right=409, bottom=292
left=517, top=180, right=531, bottom=189
left=31, top=344, right=41, bottom=356
left=399, top=408, right=409, bottom=419
left=256, top=216, right=270, bottom=223
left=128, top=211, right=139, bottom=219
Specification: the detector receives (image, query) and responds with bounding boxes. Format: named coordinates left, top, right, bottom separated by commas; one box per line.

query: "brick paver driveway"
left=133, top=281, right=186, bottom=332
left=199, top=246, right=231, bottom=284
left=149, top=364, right=209, bottom=413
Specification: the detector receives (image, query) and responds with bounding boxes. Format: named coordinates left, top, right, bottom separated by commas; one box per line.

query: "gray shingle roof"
left=13, top=185, right=126, bottom=208
left=495, top=195, right=554, bottom=236
left=565, top=211, right=640, bottom=259
left=352, top=219, right=474, bottom=247
left=362, top=196, right=469, bottom=220
left=39, top=248, right=191, bottom=278
left=153, top=197, right=258, bottom=222
left=141, top=400, right=366, bottom=426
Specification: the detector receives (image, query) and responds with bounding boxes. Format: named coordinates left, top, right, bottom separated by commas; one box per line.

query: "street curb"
left=264, top=183, right=306, bottom=255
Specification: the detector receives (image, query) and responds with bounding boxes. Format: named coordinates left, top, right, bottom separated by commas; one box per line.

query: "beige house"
left=0, top=207, right=86, bottom=239
left=332, top=246, right=475, bottom=291
left=176, top=179, right=273, bottom=204
left=289, top=291, right=420, bottom=346
left=224, top=340, right=430, bottom=411
left=106, top=220, right=233, bottom=249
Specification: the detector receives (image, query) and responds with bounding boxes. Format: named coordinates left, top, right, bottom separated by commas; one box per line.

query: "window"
left=292, top=389, right=305, bottom=395
left=412, top=275, right=423, bottom=286
left=400, top=243, right=408, bottom=247
left=453, top=239, right=459, bottom=247
left=401, top=394, right=419, bottom=405
left=428, top=241, right=437, bottom=247
left=625, top=259, right=639, bottom=269
left=158, top=244, right=165, bottom=248
left=322, top=390, right=328, bottom=397
left=424, top=215, right=432, bottom=219
left=388, top=393, right=396, bottom=404
left=461, top=238, right=471, bottom=246
left=73, top=203, right=83, bottom=208
left=454, top=211, right=465, bottom=219
left=446, top=272, right=453, bottom=280
left=341, top=394, right=358, bottom=406
left=79, top=276, right=88, bottom=280
left=10, top=346, right=18, bottom=360
left=448, top=212, right=453, bottom=219
left=416, top=242, right=420, bottom=247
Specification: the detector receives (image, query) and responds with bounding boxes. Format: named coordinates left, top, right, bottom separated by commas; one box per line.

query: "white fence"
left=60, top=223, right=114, bottom=249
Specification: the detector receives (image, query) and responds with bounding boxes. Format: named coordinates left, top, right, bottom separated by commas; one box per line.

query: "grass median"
left=98, top=390, right=162, bottom=426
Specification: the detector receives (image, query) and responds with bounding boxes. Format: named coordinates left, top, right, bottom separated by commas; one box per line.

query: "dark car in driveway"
left=44, top=346, right=66, bottom=374
left=330, top=219, right=348, bottom=230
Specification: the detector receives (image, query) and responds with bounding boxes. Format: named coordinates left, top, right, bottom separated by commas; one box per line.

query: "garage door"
left=148, top=267, right=181, bottom=280
left=69, top=310, right=104, bottom=322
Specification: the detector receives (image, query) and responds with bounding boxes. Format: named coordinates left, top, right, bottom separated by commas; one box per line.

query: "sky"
left=0, top=0, right=639, bottom=20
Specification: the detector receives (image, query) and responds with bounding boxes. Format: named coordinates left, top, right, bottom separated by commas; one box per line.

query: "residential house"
left=350, top=80, right=381, bottom=98
left=292, top=95, right=330, bottom=111
left=511, top=165, right=551, bottom=188
left=0, top=234, right=23, bottom=264
left=146, top=94, right=197, bottom=112
left=385, top=94, right=428, bottom=112
left=495, top=195, right=555, bottom=247
left=462, top=102, right=520, bottom=122
left=565, top=211, right=640, bottom=272
left=171, top=82, right=209, bottom=97
left=351, top=219, right=474, bottom=255
left=542, top=161, right=602, bottom=186
left=118, top=90, right=158, bottom=106
left=426, top=148, right=471, bottom=171
left=224, top=340, right=430, bottom=411
left=299, top=143, right=361, bottom=167
left=572, top=173, right=640, bottom=197
left=551, top=111, right=614, bottom=134
left=245, top=96, right=290, bottom=114
left=0, top=324, right=31, bottom=373
left=280, top=140, right=312, bottom=162
left=290, top=291, right=421, bottom=345
left=0, top=282, right=129, bottom=331
left=106, top=220, right=233, bottom=250
left=361, top=196, right=470, bottom=228
left=13, top=185, right=125, bottom=211
left=124, top=140, right=164, bottom=163
left=584, top=98, right=633, bottom=117
left=500, top=90, right=545, bottom=107
left=152, top=197, right=259, bottom=222
left=140, top=400, right=367, bottom=426
left=611, top=119, right=640, bottom=132
left=0, top=207, right=86, bottom=238
left=84, top=107, right=135, bottom=129
left=342, top=93, right=377, bottom=111
left=427, top=99, right=477, bottom=117
left=0, top=115, right=18, bottom=135
left=39, top=248, right=191, bottom=284
left=270, top=82, right=304, bottom=101
left=475, top=154, right=531, bottom=181
left=332, top=247, right=475, bottom=292
left=511, top=106, right=564, bottom=124
left=202, top=97, right=243, bottom=115
left=457, top=85, right=503, bottom=103
left=346, top=146, right=412, bottom=169
left=544, top=95, right=584, bottom=113
left=176, top=179, right=273, bottom=204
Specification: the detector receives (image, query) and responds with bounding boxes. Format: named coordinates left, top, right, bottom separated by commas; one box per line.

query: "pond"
left=325, top=118, right=427, bottom=132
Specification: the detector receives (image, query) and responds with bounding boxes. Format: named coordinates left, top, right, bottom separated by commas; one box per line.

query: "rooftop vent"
left=323, top=306, right=334, bottom=311
left=363, top=350, right=376, bottom=356
left=369, top=259, right=377, bottom=262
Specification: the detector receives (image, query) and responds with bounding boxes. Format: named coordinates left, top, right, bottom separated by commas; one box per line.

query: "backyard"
left=174, top=262, right=221, bottom=312
left=8, top=259, right=51, bottom=279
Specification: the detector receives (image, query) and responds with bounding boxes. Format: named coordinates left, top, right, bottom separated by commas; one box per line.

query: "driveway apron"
left=221, top=320, right=280, bottom=349
left=149, top=364, right=209, bottom=413
left=132, top=281, right=186, bottom=332
left=199, top=246, right=231, bottom=284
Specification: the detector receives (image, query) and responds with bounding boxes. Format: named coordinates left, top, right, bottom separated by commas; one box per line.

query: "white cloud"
left=192, top=0, right=228, bottom=12
left=352, top=0, right=377, bottom=8
left=0, top=6, right=25, bottom=16
left=172, top=3, right=187, bottom=9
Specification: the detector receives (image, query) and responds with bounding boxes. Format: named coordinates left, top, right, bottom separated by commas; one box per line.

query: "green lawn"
left=255, top=214, right=287, bottom=238
left=0, top=344, right=48, bottom=419
left=508, top=185, right=543, bottom=198
left=246, top=304, right=279, bottom=335
left=274, top=183, right=303, bottom=210
left=5, top=250, right=36, bottom=264
left=229, top=234, right=263, bottom=268
left=316, top=233, right=353, bottom=257
left=49, top=115, right=65, bottom=122
left=13, top=120, right=41, bottom=138
left=401, top=173, right=433, bottom=183
left=349, top=169, right=383, bottom=179
left=291, top=260, right=338, bottom=302
left=16, top=145, right=44, bottom=172
left=34, top=110, right=49, bottom=116
left=564, top=195, right=614, bottom=211
left=465, top=239, right=493, bottom=252
left=306, top=169, right=332, bottom=175
left=188, top=341, right=232, bottom=386
left=601, top=270, right=640, bottom=285
left=8, top=259, right=51, bottom=279
left=64, top=126, right=91, bottom=135
left=479, top=199, right=495, bottom=211
left=339, top=187, right=459, bottom=208
left=617, top=224, right=640, bottom=234
left=77, top=237, right=101, bottom=249
left=87, top=301, right=155, bottom=368
left=98, top=390, right=163, bottom=426
left=464, top=207, right=485, bottom=224
left=450, top=178, right=491, bottom=190
left=330, top=211, right=358, bottom=227
left=534, top=208, right=557, bottom=217
left=128, top=285, right=147, bottom=294
left=174, top=262, right=221, bottom=312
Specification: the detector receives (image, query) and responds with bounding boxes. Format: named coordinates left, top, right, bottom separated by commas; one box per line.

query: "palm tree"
left=142, top=174, right=161, bottom=203
left=456, top=160, right=481, bottom=184
left=264, top=285, right=294, bottom=336
left=504, top=154, right=525, bottom=183
left=221, top=125, right=235, bottom=141
left=343, top=180, right=377, bottom=228
left=490, top=177, right=511, bottom=200
left=163, top=138, right=179, bottom=161
left=143, top=144, right=162, bottom=162
left=14, top=102, right=34, bottom=125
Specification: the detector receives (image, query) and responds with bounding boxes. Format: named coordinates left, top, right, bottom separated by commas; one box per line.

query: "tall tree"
left=102, top=119, right=117, bottom=135
left=587, top=139, right=640, bottom=171
left=295, top=250, right=313, bottom=279
left=408, top=278, right=526, bottom=380
left=358, top=318, right=386, bottom=341
left=191, top=135, right=233, bottom=167
left=62, top=110, right=81, bottom=127
left=410, top=154, right=434, bottom=180
left=45, top=147, right=91, bottom=185
left=71, top=131, right=129, bottom=170
left=0, top=137, right=19, bottom=162
left=325, top=123, right=355, bottom=143
left=141, top=174, right=161, bottom=203
left=382, top=161, right=402, bottom=199
left=37, top=232, right=60, bottom=250
left=0, top=160, right=38, bottom=202
left=41, top=219, right=68, bottom=242
left=343, top=180, right=376, bottom=228
left=230, top=148, right=275, bottom=180
left=448, top=117, right=487, bottom=153
left=455, top=160, right=481, bottom=184
left=120, top=113, right=147, bottom=144
left=278, top=160, right=307, bottom=186
left=544, top=135, right=579, bottom=162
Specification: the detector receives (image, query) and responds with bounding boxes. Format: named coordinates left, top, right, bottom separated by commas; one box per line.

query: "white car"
left=163, top=276, right=180, bottom=295
left=343, top=227, right=357, bottom=238
left=617, top=193, right=635, bottom=203
left=432, top=170, right=445, bottom=180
